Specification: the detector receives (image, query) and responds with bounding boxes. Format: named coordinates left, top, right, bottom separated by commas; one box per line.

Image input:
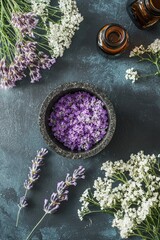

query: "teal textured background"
left=0, top=0, right=160, bottom=239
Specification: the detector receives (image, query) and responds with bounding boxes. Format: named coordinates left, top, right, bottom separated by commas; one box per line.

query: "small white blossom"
left=31, top=0, right=50, bottom=16
left=78, top=188, right=91, bottom=221
left=129, top=45, right=145, bottom=57
left=125, top=68, right=139, bottom=83
left=147, top=39, right=160, bottom=54
left=112, top=211, right=135, bottom=238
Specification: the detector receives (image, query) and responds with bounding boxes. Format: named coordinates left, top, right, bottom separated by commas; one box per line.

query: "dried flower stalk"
left=16, top=148, right=48, bottom=227
left=26, top=166, right=85, bottom=240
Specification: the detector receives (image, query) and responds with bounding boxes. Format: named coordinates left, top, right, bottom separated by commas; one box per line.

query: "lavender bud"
left=30, top=67, right=42, bottom=83
left=12, top=13, right=38, bottom=37
left=65, top=173, right=77, bottom=186
left=0, top=59, right=8, bottom=75
left=36, top=148, right=48, bottom=163
left=43, top=199, right=60, bottom=214
left=0, top=78, right=15, bottom=89
left=19, top=196, right=28, bottom=208
left=39, top=52, right=56, bottom=69
left=73, top=166, right=85, bottom=180
left=24, top=180, right=33, bottom=190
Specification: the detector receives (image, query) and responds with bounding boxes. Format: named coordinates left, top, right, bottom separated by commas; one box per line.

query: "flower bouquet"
left=78, top=151, right=160, bottom=240
left=0, top=0, right=83, bottom=89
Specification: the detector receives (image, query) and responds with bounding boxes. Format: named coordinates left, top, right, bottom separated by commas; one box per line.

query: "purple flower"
left=43, top=199, right=60, bottom=214
left=30, top=67, right=42, bottom=83
left=16, top=148, right=48, bottom=227
left=19, top=196, right=28, bottom=208
left=43, top=166, right=85, bottom=214
left=73, top=166, right=85, bottom=180
left=24, top=148, right=48, bottom=190
left=39, top=52, right=56, bottom=69
left=11, top=13, right=38, bottom=37
left=0, top=41, right=56, bottom=89
left=65, top=166, right=85, bottom=186
left=25, top=166, right=85, bottom=239
left=49, top=92, right=109, bottom=151
left=0, top=59, right=15, bottom=89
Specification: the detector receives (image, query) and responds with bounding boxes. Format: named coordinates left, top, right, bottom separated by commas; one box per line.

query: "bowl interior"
left=44, top=87, right=112, bottom=154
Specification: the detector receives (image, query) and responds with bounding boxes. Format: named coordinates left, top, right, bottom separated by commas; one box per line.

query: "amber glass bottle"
left=127, top=0, right=160, bottom=29
left=97, top=24, right=129, bottom=56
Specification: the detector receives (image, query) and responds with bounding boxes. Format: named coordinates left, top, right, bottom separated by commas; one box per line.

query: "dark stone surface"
left=0, top=0, right=160, bottom=239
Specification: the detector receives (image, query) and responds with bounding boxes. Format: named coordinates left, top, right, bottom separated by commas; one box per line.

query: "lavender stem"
left=16, top=207, right=22, bottom=228
left=16, top=189, right=28, bottom=227
left=16, top=148, right=48, bottom=227
left=25, top=213, right=47, bottom=240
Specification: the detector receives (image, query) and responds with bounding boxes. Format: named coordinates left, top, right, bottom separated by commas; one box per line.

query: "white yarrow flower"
left=129, top=45, right=145, bottom=57
left=31, top=0, right=50, bottom=15
left=78, top=151, right=160, bottom=239
left=125, top=68, right=139, bottom=83
left=47, top=0, right=83, bottom=58
left=147, top=39, right=160, bottom=54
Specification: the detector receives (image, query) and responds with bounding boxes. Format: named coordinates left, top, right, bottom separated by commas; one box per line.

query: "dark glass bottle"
left=97, top=24, right=129, bottom=56
left=127, top=0, right=160, bottom=29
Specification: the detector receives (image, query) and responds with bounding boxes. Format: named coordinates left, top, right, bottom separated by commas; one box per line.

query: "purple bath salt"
left=49, top=91, right=109, bottom=151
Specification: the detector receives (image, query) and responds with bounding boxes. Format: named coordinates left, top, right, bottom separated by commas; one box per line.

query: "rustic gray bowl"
left=39, top=82, right=116, bottom=159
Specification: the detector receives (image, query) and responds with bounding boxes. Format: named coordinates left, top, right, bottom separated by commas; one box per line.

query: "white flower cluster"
left=47, top=0, right=83, bottom=58
left=31, top=0, right=50, bottom=16
left=125, top=68, right=139, bottom=83
left=78, top=188, right=90, bottom=221
left=126, top=39, right=160, bottom=84
left=78, top=151, right=160, bottom=239
left=147, top=39, right=160, bottom=54
left=129, top=45, right=145, bottom=57
left=129, top=39, right=160, bottom=57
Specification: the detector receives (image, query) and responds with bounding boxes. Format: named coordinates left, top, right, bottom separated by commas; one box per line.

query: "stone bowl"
left=39, top=82, right=116, bottom=159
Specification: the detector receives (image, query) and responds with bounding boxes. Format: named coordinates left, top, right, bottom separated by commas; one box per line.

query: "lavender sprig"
left=16, top=148, right=48, bottom=227
left=0, top=42, right=56, bottom=89
left=26, top=166, right=85, bottom=240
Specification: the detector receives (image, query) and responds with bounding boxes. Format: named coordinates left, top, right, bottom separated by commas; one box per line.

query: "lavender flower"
left=39, top=52, right=56, bottom=69
left=0, top=42, right=56, bottom=89
left=12, top=13, right=38, bottom=37
left=0, top=0, right=83, bottom=90
left=0, top=59, right=16, bottom=89
left=49, top=92, right=109, bottom=151
left=16, top=148, right=48, bottom=227
left=66, top=166, right=85, bottom=186
left=26, top=166, right=85, bottom=240
left=19, top=196, right=28, bottom=208
left=29, top=67, right=42, bottom=83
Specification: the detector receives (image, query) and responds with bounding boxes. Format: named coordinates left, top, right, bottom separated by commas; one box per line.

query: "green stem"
left=139, top=73, right=159, bottom=79
left=25, top=213, right=47, bottom=240
left=83, top=209, right=113, bottom=219
left=138, top=55, right=154, bottom=63
left=155, top=61, right=160, bottom=74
